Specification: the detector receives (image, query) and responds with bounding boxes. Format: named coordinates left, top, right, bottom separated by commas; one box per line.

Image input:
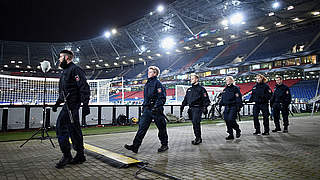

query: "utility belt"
left=189, top=105, right=202, bottom=109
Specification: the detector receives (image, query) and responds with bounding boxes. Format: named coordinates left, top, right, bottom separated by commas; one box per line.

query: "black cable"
left=134, top=163, right=181, bottom=180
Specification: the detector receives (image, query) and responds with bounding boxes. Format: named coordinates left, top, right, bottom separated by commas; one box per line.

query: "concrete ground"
left=0, top=115, right=319, bottom=180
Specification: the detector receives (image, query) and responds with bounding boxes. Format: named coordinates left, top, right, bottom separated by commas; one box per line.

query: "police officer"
left=181, top=74, right=210, bottom=145
left=249, top=74, right=272, bottom=135
left=52, top=50, right=90, bottom=168
left=270, top=76, right=291, bottom=133
left=219, top=76, right=243, bottom=140
left=125, top=66, right=168, bottom=153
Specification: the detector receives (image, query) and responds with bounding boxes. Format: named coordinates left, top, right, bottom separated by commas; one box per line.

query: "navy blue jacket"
left=219, top=84, right=243, bottom=108
left=142, top=76, right=166, bottom=108
left=56, top=62, right=90, bottom=109
left=182, top=84, right=210, bottom=108
left=249, top=82, right=272, bottom=104
left=270, top=84, right=291, bottom=105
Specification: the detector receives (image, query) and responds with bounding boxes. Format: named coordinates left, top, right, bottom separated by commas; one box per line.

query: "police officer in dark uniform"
left=219, top=76, right=243, bottom=140
left=52, top=50, right=90, bottom=168
left=270, top=76, right=291, bottom=133
left=181, top=74, right=210, bottom=145
left=125, top=66, right=168, bottom=153
left=249, top=74, right=272, bottom=135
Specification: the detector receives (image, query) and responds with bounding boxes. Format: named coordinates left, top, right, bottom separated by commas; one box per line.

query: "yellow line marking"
left=69, top=139, right=141, bottom=164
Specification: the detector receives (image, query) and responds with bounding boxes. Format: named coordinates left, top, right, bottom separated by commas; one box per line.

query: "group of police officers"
left=53, top=50, right=292, bottom=169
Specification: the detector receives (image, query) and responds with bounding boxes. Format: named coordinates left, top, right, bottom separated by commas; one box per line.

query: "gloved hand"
left=180, top=106, right=185, bottom=113
left=202, top=107, right=208, bottom=114
left=52, top=103, right=59, bottom=112
left=83, top=104, right=90, bottom=116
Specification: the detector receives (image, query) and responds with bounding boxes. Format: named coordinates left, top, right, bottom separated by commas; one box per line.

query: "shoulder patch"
left=286, top=91, right=289, bottom=94
left=204, top=93, right=207, bottom=97
left=157, top=88, right=162, bottom=93
left=269, top=89, right=272, bottom=93
left=75, top=75, right=80, bottom=81
left=235, top=93, right=239, bottom=97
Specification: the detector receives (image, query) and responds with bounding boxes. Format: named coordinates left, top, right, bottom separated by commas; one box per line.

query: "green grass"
left=0, top=112, right=319, bottom=142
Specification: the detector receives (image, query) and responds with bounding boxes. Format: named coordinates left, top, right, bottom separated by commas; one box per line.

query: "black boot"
left=191, top=138, right=202, bottom=145
left=262, top=132, right=270, bottom=135
left=253, top=131, right=261, bottom=135
left=55, top=154, right=72, bottom=169
left=225, top=134, right=234, bottom=140
left=272, top=128, right=281, bottom=132
left=158, top=145, right=169, bottom=152
left=71, top=153, right=86, bottom=164
left=124, top=144, right=139, bottom=153
left=283, top=127, right=288, bottom=133
left=236, top=130, right=241, bottom=138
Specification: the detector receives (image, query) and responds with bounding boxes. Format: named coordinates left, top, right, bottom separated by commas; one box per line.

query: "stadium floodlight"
left=104, top=31, right=111, bottom=38
left=176, top=49, right=182, bottom=52
left=195, top=44, right=201, bottom=48
left=27, top=65, right=31, bottom=69
left=86, top=65, right=91, bottom=69
left=116, top=57, right=120, bottom=60
left=287, top=6, right=294, bottom=10
left=230, top=12, right=244, bottom=24
left=122, top=61, right=127, bottom=64
left=157, top=5, right=164, bottom=13
left=217, top=37, right=223, bottom=41
left=37, top=65, right=41, bottom=69
left=111, top=29, right=117, bottom=34
left=114, top=62, right=118, bottom=66
left=257, top=26, right=265, bottom=30
left=156, top=53, right=161, bottom=57
left=139, top=58, right=144, bottom=61
left=224, top=26, right=229, bottom=30
left=129, top=59, right=135, bottom=63
left=10, top=60, right=15, bottom=63
left=99, top=59, right=103, bottom=62
left=150, top=12, right=153, bottom=16
left=96, top=64, right=100, bottom=67
left=292, top=17, right=301, bottom=22
left=4, top=65, right=8, bottom=68
left=166, top=52, right=171, bottom=55
left=221, top=19, right=229, bottom=26
left=147, top=56, right=152, bottom=59
left=160, top=37, right=175, bottom=49
left=91, top=60, right=96, bottom=63
left=141, top=45, right=146, bottom=52
left=268, top=12, right=275, bottom=16
left=272, top=2, right=280, bottom=9
left=311, top=11, right=320, bottom=16
left=18, top=61, right=22, bottom=64
left=104, top=63, right=109, bottom=67
left=230, top=35, right=236, bottom=39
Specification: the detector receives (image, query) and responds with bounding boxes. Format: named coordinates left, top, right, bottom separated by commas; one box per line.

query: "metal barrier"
left=0, top=103, right=317, bottom=131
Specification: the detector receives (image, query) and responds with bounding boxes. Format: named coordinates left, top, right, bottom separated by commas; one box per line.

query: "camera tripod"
left=20, top=75, right=55, bottom=148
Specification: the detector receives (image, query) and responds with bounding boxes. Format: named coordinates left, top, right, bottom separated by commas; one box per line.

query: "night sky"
left=0, top=0, right=175, bottom=42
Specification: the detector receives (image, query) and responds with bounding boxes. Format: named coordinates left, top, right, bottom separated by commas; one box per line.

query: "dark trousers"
left=223, top=106, right=240, bottom=135
left=190, top=107, right=202, bottom=140
left=56, top=105, right=84, bottom=156
left=133, top=108, right=168, bottom=148
left=253, top=103, right=270, bottom=133
left=273, top=103, right=289, bottom=129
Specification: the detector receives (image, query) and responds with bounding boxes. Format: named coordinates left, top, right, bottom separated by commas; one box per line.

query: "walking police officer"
left=249, top=74, right=272, bottom=135
left=181, top=74, right=210, bottom=145
left=125, top=66, right=168, bottom=153
left=271, top=76, right=291, bottom=133
left=219, top=76, right=243, bottom=140
left=52, top=50, right=90, bottom=169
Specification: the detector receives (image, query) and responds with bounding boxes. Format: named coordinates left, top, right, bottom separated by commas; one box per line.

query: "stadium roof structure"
left=1, top=0, right=320, bottom=74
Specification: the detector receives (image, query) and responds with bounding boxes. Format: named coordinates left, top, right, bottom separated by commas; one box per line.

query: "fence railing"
left=0, top=103, right=318, bottom=131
